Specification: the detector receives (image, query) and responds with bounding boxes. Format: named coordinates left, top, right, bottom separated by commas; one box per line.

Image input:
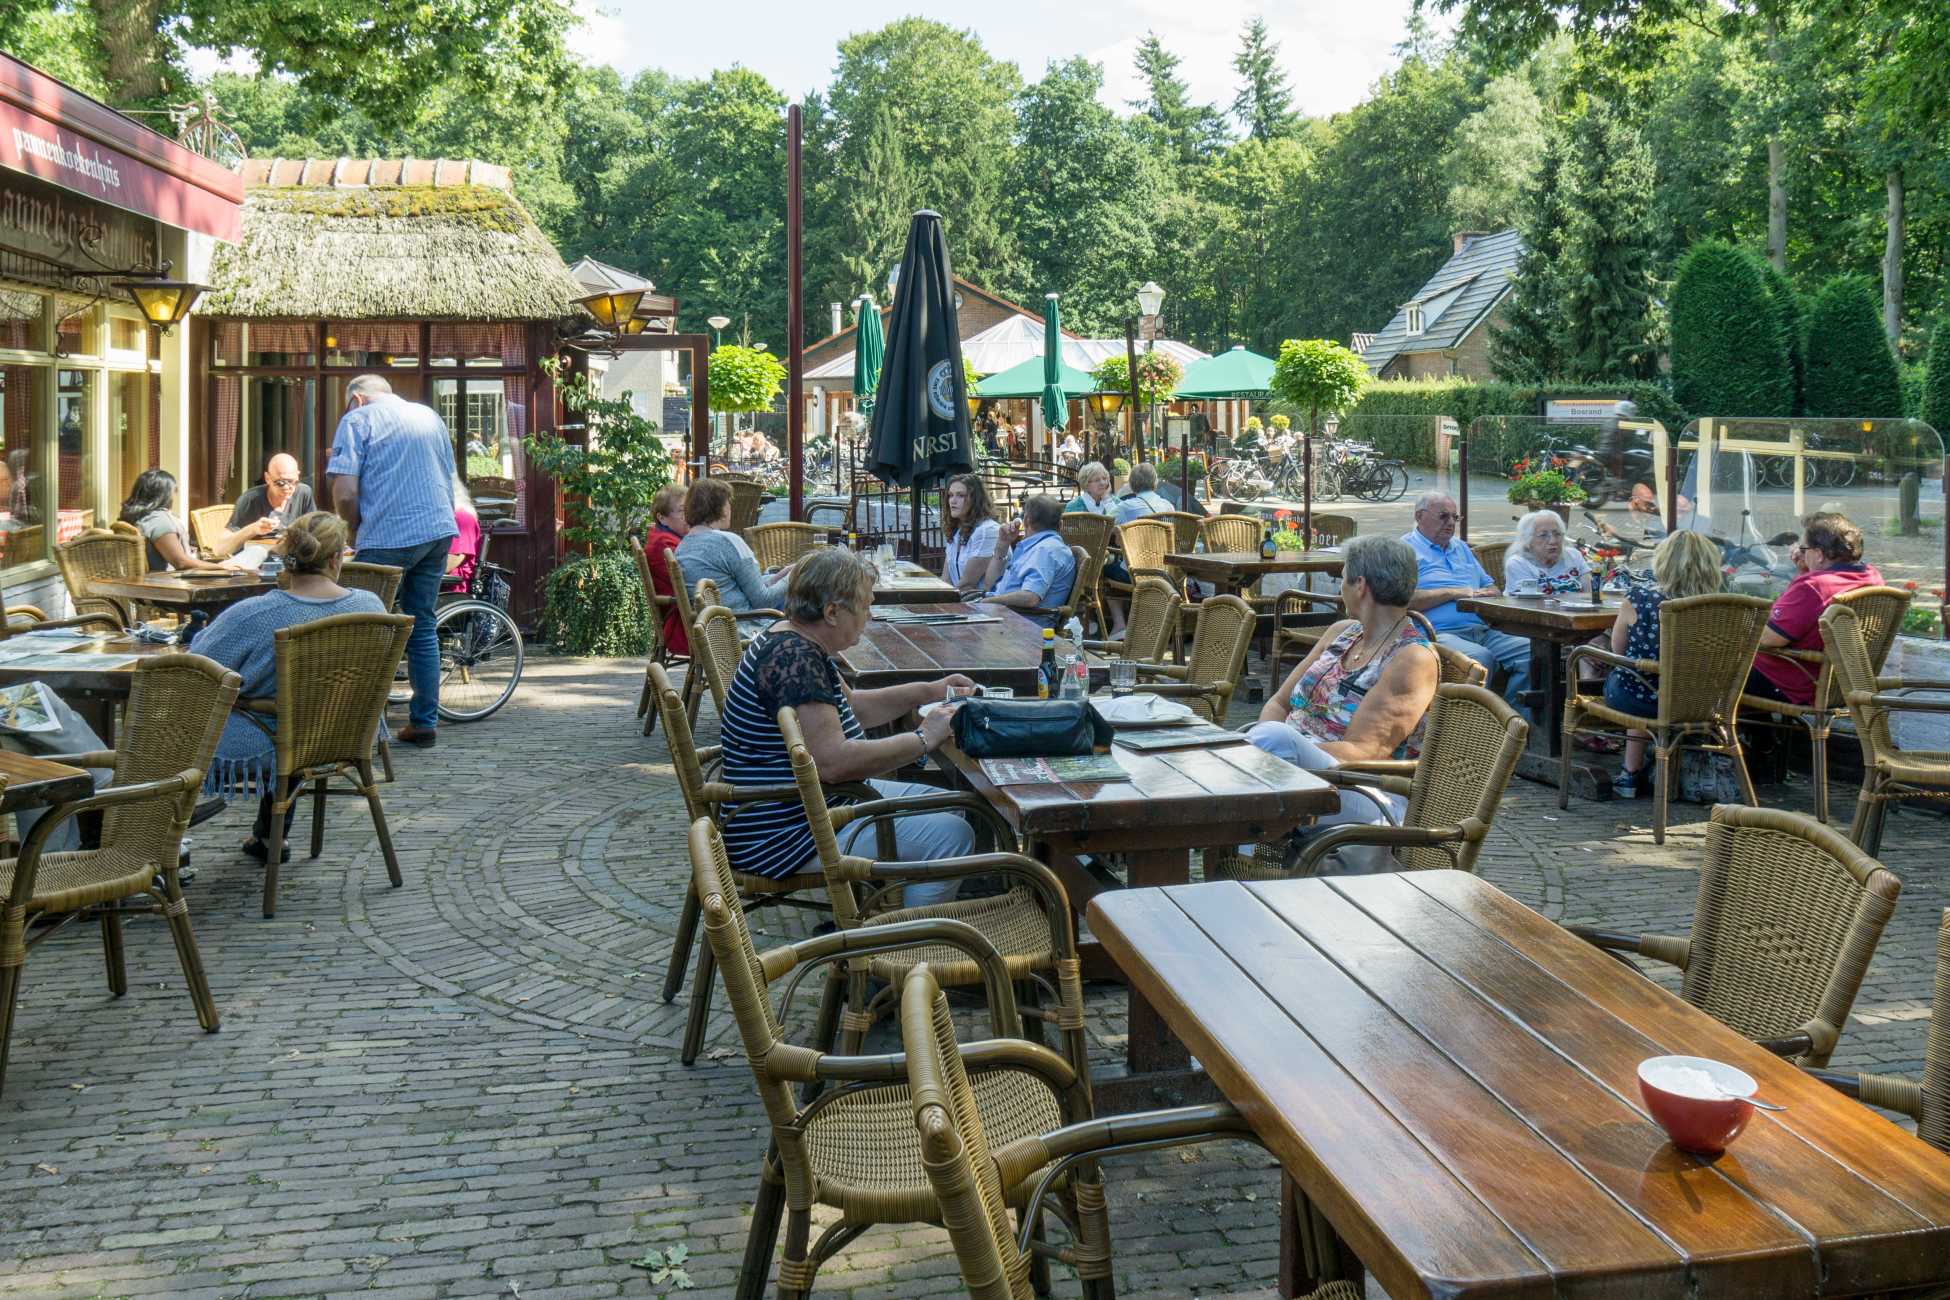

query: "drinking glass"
left=1109, top=659, right=1138, bottom=696
left=946, top=683, right=980, bottom=703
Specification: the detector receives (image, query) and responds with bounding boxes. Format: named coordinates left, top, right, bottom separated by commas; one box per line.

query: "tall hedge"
left=1922, top=312, right=1950, bottom=434
left=1803, top=274, right=1904, bottom=418
left=1670, top=240, right=1793, bottom=417
left=1754, top=255, right=1806, bottom=415
left=1338, top=379, right=1686, bottom=466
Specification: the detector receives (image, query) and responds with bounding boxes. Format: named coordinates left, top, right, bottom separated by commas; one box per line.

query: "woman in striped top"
left=719, top=547, right=977, bottom=906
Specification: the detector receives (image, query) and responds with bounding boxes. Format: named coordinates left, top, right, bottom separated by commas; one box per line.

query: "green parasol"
left=974, top=352, right=1097, bottom=399
left=852, top=294, right=884, bottom=417
left=1174, top=344, right=1275, bottom=399
left=1040, top=293, right=1067, bottom=432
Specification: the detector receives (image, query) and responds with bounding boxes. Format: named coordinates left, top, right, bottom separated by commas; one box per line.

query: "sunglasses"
left=269, top=477, right=299, bottom=489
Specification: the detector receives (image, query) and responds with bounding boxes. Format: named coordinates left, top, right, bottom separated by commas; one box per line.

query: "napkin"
left=1089, top=694, right=1194, bottom=725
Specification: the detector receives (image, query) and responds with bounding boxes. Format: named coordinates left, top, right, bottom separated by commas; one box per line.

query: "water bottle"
left=1059, top=653, right=1086, bottom=700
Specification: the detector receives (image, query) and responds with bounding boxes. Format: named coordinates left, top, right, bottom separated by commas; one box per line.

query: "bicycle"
left=388, top=532, right=525, bottom=722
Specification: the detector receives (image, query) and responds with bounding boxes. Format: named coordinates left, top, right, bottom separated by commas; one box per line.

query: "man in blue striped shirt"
left=328, top=375, right=457, bottom=747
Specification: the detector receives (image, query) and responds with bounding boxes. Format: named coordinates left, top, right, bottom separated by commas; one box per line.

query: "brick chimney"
left=1452, top=230, right=1491, bottom=256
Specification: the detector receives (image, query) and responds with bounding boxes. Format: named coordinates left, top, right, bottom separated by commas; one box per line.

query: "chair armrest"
left=1078, top=639, right=1123, bottom=654
left=1333, top=758, right=1418, bottom=779
left=1568, top=926, right=1691, bottom=970
left=1130, top=661, right=1189, bottom=681
left=13, top=613, right=124, bottom=636
left=1293, top=821, right=1475, bottom=874
left=240, top=697, right=277, bottom=715
left=1132, top=681, right=1222, bottom=699
left=44, top=749, right=117, bottom=771
left=849, top=851, right=1074, bottom=951
left=1804, top=1067, right=1926, bottom=1120
left=14, top=769, right=202, bottom=864
left=1755, top=1031, right=1818, bottom=1060
left=1851, top=690, right=1950, bottom=715
left=762, top=915, right=1026, bottom=1042
left=1275, top=590, right=1342, bottom=616
left=1566, top=644, right=1656, bottom=677
left=1774, top=647, right=1825, bottom=664
left=1318, top=768, right=1414, bottom=800
left=1874, top=676, right=1950, bottom=693
left=832, top=792, right=1018, bottom=853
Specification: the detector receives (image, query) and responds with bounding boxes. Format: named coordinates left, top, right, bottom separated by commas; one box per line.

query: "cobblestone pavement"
left=1, top=652, right=1943, bottom=1300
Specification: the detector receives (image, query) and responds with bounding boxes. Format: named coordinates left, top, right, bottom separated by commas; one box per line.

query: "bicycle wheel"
left=1316, top=460, right=1342, bottom=501
left=433, top=599, right=524, bottom=722
left=1380, top=462, right=1410, bottom=501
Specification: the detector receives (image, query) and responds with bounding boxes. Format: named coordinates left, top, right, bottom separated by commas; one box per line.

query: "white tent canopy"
left=807, top=315, right=1207, bottom=385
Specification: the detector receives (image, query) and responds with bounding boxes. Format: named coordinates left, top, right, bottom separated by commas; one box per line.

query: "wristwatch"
left=913, top=726, right=930, bottom=755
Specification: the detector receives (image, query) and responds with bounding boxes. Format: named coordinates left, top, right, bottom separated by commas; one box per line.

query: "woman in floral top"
left=1249, top=535, right=1439, bottom=870
left=1602, top=530, right=1723, bottom=797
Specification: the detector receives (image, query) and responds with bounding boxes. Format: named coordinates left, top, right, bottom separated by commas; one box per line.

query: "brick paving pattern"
left=1, top=652, right=1943, bottom=1299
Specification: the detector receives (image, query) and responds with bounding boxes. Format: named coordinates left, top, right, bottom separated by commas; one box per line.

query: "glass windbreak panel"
left=0, top=290, right=44, bottom=351
left=55, top=298, right=92, bottom=355
left=324, top=321, right=419, bottom=368
left=1461, top=413, right=1664, bottom=558
left=108, top=370, right=155, bottom=504
left=0, top=364, right=46, bottom=570
left=1202, top=411, right=1426, bottom=544
left=429, top=322, right=528, bottom=368
left=1672, top=418, right=1946, bottom=609
left=55, top=367, right=95, bottom=538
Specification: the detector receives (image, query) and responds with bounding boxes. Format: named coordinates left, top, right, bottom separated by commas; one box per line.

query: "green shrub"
left=1901, top=360, right=1928, bottom=421
left=1157, top=456, right=1206, bottom=484
left=1803, top=274, right=1904, bottom=418
left=1338, top=379, right=1685, bottom=466
left=1920, top=312, right=1950, bottom=434
left=1670, top=241, right=1794, bottom=417
left=541, top=551, right=650, bottom=657
left=1755, top=255, right=1807, bottom=415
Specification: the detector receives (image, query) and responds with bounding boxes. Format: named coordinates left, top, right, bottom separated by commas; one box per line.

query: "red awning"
left=0, top=55, right=242, bottom=243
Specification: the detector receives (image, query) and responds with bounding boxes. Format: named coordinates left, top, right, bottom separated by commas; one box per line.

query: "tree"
left=1442, top=71, right=1546, bottom=230
left=709, top=345, right=788, bottom=418
left=1270, top=339, right=1369, bottom=436
left=1230, top=17, right=1295, bottom=142
left=1554, top=104, right=1661, bottom=381
left=1754, top=255, right=1807, bottom=414
left=1197, top=136, right=1311, bottom=354
left=1922, top=305, right=1950, bottom=434
left=1670, top=240, right=1794, bottom=416
left=1131, top=32, right=1230, bottom=164
left=1802, top=275, right=1904, bottom=417
left=1489, top=126, right=1568, bottom=383
left=1012, top=59, right=1164, bottom=334
left=836, top=108, right=918, bottom=306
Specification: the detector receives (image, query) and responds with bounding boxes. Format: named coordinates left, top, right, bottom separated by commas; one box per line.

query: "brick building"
left=1359, top=229, right=1521, bottom=381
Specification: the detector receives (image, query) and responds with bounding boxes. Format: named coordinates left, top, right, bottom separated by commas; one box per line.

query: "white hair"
left=1413, top=489, right=1456, bottom=515
left=346, top=374, right=393, bottom=402
left=451, top=473, right=475, bottom=513
left=1514, top=509, right=1564, bottom=556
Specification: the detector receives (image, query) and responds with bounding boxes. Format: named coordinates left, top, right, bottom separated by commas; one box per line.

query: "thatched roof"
left=202, top=159, right=583, bottom=321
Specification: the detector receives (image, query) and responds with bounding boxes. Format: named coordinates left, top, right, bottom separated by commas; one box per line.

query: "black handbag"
left=951, top=699, right=1111, bottom=758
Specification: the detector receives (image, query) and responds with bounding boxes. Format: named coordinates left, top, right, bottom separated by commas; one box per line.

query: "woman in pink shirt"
left=1747, top=513, right=1881, bottom=705
left=447, top=475, right=481, bottom=592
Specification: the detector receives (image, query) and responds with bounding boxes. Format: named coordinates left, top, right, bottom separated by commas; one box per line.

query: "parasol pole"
left=787, top=104, right=804, bottom=522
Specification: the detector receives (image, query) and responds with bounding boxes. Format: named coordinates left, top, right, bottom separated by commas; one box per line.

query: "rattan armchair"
left=1057, top=513, right=1114, bottom=637
left=1198, top=513, right=1264, bottom=556
left=1821, top=601, right=1950, bottom=855
left=55, top=528, right=142, bottom=626
left=747, top=521, right=817, bottom=571
left=1156, top=510, right=1201, bottom=556
left=188, top=504, right=233, bottom=557
left=1737, top=586, right=1911, bottom=824
left=775, top=709, right=1092, bottom=1070
left=1573, top=804, right=1899, bottom=1067
left=1210, top=684, right=1526, bottom=881
left=633, top=537, right=682, bottom=734
left=665, top=552, right=708, bottom=727
left=1103, top=517, right=1175, bottom=625
left=1127, top=592, right=1253, bottom=722
left=245, top=612, right=413, bottom=917
left=1079, top=575, right=1179, bottom=663
left=726, top=478, right=765, bottom=535
left=691, top=604, right=745, bottom=718
left=691, top=818, right=1094, bottom=1300
left=1808, top=908, right=1948, bottom=1153
left=1474, top=539, right=1510, bottom=589
left=0, top=654, right=241, bottom=1098
left=1562, top=592, right=1771, bottom=844
left=902, top=964, right=1360, bottom=1300
left=338, top=561, right=403, bottom=610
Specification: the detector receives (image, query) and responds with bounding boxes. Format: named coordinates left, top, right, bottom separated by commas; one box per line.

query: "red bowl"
left=1638, top=1055, right=1757, bottom=1156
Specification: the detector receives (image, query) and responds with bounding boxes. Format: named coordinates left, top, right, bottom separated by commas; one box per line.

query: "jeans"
left=1245, top=721, right=1405, bottom=874
left=356, top=536, right=451, bottom=729
left=1437, top=626, right=1533, bottom=717
left=792, top=779, right=975, bottom=908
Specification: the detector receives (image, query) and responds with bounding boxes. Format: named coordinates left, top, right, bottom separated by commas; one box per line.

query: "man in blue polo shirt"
left=1402, top=491, right=1531, bottom=713
left=976, top=494, right=1077, bottom=629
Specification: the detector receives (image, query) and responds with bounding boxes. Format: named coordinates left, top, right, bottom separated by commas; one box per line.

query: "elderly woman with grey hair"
left=1504, top=509, right=1589, bottom=594
left=1248, top=534, right=1440, bottom=870
left=718, top=547, right=980, bottom=906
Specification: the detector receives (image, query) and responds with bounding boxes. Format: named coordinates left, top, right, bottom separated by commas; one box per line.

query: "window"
left=324, top=322, right=418, bottom=368
left=55, top=368, right=93, bottom=533
left=106, top=311, right=148, bottom=360
left=433, top=375, right=525, bottom=528
left=0, top=289, right=44, bottom=352
left=1405, top=304, right=1425, bottom=336
left=0, top=363, right=47, bottom=571
left=108, top=371, right=157, bottom=503
left=55, top=297, right=94, bottom=356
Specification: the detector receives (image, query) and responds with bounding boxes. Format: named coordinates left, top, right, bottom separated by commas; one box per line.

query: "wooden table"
left=0, top=636, right=187, bottom=742
left=0, top=749, right=94, bottom=812
left=871, top=562, right=959, bottom=605
left=942, top=736, right=1333, bottom=1111
left=1089, top=871, right=1950, bottom=1300
left=1167, top=548, right=1343, bottom=594
left=91, top=571, right=272, bottom=611
left=1458, top=593, right=1619, bottom=798
left=840, top=605, right=1054, bottom=695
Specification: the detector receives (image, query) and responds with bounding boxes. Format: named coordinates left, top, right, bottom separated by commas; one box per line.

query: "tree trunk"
left=1884, top=167, right=1905, bottom=350
left=1765, top=16, right=1788, bottom=272
left=89, top=0, right=169, bottom=107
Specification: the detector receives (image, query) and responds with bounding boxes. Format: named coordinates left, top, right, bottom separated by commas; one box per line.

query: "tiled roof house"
left=1358, top=230, right=1522, bottom=380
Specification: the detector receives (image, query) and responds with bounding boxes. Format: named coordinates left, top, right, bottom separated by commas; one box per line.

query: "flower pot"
left=1512, top=500, right=1573, bottom=523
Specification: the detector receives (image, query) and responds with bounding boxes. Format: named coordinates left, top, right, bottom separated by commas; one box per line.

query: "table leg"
left=1091, top=847, right=1216, bottom=1114
left=1509, top=634, right=1613, bottom=801
left=1278, top=1175, right=1363, bottom=1300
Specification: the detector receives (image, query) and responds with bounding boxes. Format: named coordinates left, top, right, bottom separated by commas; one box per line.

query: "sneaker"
left=1612, top=762, right=1654, bottom=799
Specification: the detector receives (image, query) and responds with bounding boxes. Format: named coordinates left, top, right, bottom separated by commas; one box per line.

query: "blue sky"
left=568, top=0, right=1444, bottom=118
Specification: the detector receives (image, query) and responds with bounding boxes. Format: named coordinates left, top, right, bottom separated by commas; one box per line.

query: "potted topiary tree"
left=708, top=343, right=787, bottom=460
left=1270, top=339, right=1367, bottom=516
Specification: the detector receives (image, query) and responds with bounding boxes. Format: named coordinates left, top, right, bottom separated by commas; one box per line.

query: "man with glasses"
left=211, top=452, right=315, bottom=560
left=1402, top=491, right=1531, bottom=714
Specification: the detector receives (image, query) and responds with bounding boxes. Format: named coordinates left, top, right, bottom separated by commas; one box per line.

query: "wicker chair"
left=1309, top=512, right=1357, bottom=547
left=1571, top=804, right=1899, bottom=1067
left=1198, top=513, right=1263, bottom=556
left=650, top=664, right=834, bottom=1064
left=1103, top=518, right=1175, bottom=624
left=633, top=536, right=682, bottom=736
left=748, top=521, right=817, bottom=571
left=1808, top=907, right=1948, bottom=1153
left=690, top=818, right=1094, bottom=1300
left=775, top=709, right=1090, bottom=1069
left=188, top=504, right=233, bottom=557
left=1208, top=684, right=1528, bottom=882
left=726, top=479, right=765, bottom=535
left=666, top=553, right=707, bottom=727
left=901, top=964, right=1360, bottom=1300
left=0, top=654, right=241, bottom=1098
left=1821, top=601, right=1950, bottom=855
left=1562, top=592, right=1772, bottom=844
left=55, top=528, right=143, bottom=626
left=1128, top=592, right=1253, bottom=722
left=338, top=561, right=403, bottom=610
left=1057, top=513, right=1115, bottom=637
left=1156, top=511, right=1202, bottom=556
left=1734, top=586, right=1911, bottom=824
left=1080, top=575, right=1179, bottom=664
left=245, top=612, right=413, bottom=917
left=691, top=605, right=745, bottom=718
left=1474, top=539, right=1511, bottom=590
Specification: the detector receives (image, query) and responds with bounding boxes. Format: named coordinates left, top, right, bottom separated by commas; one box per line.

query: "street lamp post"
left=706, top=314, right=730, bottom=464
left=1135, top=281, right=1169, bottom=493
